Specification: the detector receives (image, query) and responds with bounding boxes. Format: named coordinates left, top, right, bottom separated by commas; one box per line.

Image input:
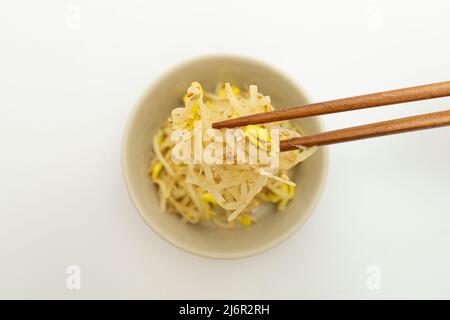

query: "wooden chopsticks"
left=279, top=109, right=450, bottom=151
left=212, top=81, right=450, bottom=129
left=211, top=81, right=450, bottom=151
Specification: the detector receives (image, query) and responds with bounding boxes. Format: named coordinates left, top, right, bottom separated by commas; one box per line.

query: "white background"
left=1, top=0, right=449, bottom=299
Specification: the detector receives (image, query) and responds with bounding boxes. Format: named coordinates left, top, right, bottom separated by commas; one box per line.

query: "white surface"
left=1, top=0, right=449, bottom=299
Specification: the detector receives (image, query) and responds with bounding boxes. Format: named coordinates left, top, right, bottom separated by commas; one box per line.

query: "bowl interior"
left=123, top=55, right=327, bottom=258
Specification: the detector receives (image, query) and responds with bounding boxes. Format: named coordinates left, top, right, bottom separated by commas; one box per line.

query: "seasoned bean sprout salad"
left=149, top=82, right=317, bottom=228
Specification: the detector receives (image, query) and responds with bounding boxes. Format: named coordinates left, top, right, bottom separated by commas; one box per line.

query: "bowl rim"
left=122, top=54, right=329, bottom=259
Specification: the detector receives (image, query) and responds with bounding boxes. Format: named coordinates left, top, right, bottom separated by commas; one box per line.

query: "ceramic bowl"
left=122, top=55, right=328, bottom=259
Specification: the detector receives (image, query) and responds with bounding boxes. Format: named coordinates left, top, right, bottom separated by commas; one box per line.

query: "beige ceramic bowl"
left=122, top=55, right=328, bottom=259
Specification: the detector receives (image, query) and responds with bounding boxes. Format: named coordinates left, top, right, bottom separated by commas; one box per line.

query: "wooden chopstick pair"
left=212, top=81, right=450, bottom=152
